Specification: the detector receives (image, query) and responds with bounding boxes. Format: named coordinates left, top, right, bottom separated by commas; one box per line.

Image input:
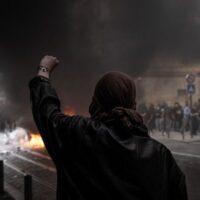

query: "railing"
left=0, top=160, right=32, bottom=200
left=0, top=160, right=4, bottom=196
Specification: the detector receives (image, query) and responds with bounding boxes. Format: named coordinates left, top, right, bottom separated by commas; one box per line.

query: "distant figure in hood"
left=29, top=55, right=188, bottom=200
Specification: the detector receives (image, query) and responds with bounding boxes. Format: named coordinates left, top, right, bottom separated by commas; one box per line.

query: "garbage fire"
left=23, top=133, right=45, bottom=149
left=1, top=127, right=44, bottom=149
left=0, top=107, right=76, bottom=150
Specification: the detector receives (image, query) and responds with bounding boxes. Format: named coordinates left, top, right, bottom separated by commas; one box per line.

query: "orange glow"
left=64, top=106, right=76, bottom=116
left=23, top=133, right=44, bottom=149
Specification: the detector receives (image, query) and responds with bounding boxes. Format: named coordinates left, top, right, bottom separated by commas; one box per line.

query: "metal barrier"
left=0, top=160, right=33, bottom=200
left=0, top=160, right=4, bottom=195
left=24, top=175, right=32, bottom=200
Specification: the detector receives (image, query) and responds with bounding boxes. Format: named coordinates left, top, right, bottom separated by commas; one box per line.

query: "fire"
left=5, top=127, right=45, bottom=149
left=64, top=106, right=76, bottom=116
left=23, top=133, right=44, bottom=149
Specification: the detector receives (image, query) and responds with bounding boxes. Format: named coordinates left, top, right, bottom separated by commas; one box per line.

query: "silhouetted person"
left=155, top=105, right=162, bottom=132
left=160, top=104, right=173, bottom=138
left=137, top=102, right=148, bottom=124
left=190, top=104, right=199, bottom=138
left=29, top=55, right=188, bottom=200
left=146, top=104, right=155, bottom=134
left=182, top=101, right=191, bottom=135
left=172, top=102, right=183, bottom=132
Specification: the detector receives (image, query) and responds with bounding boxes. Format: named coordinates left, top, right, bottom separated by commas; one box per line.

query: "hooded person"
left=29, top=55, right=188, bottom=200
left=89, top=71, right=148, bottom=139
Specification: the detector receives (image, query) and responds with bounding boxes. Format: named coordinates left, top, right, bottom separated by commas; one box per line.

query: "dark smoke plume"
left=0, top=0, right=200, bottom=129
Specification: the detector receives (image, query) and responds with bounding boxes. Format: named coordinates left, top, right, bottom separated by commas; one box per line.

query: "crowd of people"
left=138, top=99, right=200, bottom=139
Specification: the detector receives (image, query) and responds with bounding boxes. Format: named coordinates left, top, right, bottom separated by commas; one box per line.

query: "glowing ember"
left=24, top=133, right=44, bottom=149
left=64, top=106, right=76, bottom=116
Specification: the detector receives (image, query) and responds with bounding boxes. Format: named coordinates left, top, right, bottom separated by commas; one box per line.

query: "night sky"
left=0, top=0, right=200, bottom=129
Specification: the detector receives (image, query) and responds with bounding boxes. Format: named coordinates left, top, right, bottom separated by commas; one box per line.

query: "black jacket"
left=29, top=76, right=188, bottom=200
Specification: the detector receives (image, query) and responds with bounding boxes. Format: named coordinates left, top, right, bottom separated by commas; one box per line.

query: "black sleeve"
left=29, top=76, right=88, bottom=163
left=166, top=149, right=188, bottom=200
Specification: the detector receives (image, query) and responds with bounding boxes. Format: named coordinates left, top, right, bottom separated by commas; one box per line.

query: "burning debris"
left=1, top=127, right=44, bottom=149
left=0, top=106, right=76, bottom=151
left=23, top=133, right=44, bottom=149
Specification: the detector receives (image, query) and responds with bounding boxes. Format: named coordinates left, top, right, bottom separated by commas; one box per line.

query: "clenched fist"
left=40, top=55, right=59, bottom=72
left=37, top=55, right=59, bottom=78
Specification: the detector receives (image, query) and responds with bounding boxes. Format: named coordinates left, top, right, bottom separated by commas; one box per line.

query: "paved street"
left=154, top=131, right=200, bottom=200
left=161, top=140, right=200, bottom=200
left=0, top=131, right=200, bottom=200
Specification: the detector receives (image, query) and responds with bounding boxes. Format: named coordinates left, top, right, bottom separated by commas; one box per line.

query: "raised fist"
left=39, top=55, right=59, bottom=73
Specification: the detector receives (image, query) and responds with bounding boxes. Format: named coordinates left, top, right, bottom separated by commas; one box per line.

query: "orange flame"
left=64, top=106, right=76, bottom=116
left=23, top=133, right=44, bottom=149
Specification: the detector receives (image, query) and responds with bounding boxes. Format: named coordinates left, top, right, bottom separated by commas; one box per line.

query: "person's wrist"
left=37, top=66, right=50, bottom=79
left=37, top=65, right=50, bottom=73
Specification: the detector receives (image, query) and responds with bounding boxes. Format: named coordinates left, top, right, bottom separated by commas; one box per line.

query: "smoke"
left=0, top=0, right=200, bottom=129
